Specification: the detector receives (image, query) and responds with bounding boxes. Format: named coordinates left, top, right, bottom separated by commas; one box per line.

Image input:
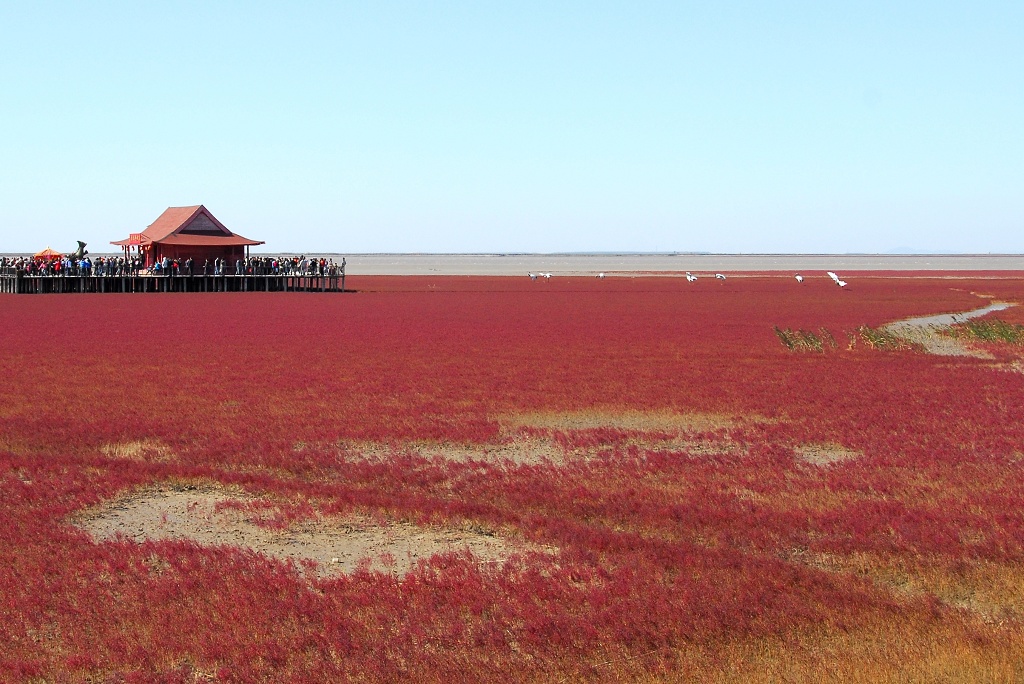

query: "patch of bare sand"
left=336, top=436, right=570, bottom=465
left=795, top=444, right=862, bottom=467
left=330, top=412, right=759, bottom=466
left=75, top=485, right=535, bottom=577
left=416, top=435, right=566, bottom=465
left=339, top=430, right=745, bottom=466
left=502, top=409, right=745, bottom=432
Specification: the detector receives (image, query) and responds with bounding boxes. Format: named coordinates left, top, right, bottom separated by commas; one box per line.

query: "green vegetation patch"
left=945, top=318, right=1024, bottom=345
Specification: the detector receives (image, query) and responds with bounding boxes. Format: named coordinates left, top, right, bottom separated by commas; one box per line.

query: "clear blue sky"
left=1, top=1, right=1021, bottom=254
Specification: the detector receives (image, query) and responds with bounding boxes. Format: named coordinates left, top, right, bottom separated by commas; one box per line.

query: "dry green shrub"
left=775, top=327, right=837, bottom=353
left=856, top=326, right=915, bottom=351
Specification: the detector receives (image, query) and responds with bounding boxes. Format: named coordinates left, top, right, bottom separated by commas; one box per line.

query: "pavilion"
left=112, top=205, right=264, bottom=269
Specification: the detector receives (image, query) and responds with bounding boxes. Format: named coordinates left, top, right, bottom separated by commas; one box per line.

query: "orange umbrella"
left=34, top=247, right=63, bottom=260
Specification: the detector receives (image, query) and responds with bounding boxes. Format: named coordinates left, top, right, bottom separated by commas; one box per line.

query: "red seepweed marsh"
left=1, top=273, right=1023, bottom=681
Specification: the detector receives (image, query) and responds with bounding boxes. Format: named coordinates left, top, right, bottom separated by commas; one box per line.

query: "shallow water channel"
left=887, top=302, right=1013, bottom=329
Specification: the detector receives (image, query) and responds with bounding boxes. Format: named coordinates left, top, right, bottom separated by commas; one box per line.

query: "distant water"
left=305, top=253, right=1023, bottom=276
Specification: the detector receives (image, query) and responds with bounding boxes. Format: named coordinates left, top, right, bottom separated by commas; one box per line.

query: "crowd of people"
left=0, top=255, right=143, bottom=277
left=1, top=255, right=346, bottom=277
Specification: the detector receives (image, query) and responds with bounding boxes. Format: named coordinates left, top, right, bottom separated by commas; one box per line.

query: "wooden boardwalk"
left=0, top=273, right=346, bottom=294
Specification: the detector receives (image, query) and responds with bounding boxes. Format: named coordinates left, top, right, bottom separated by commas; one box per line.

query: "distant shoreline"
left=292, top=253, right=1024, bottom=275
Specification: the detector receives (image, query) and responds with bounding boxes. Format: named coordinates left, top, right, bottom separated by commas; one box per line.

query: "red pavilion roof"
left=112, top=205, right=263, bottom=247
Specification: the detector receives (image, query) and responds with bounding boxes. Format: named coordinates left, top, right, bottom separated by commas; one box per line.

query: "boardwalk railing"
left=0, top=272, right=345, bottom=294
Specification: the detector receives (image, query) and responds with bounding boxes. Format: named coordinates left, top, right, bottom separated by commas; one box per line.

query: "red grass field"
left=2, top=274, right=1024, bottom=682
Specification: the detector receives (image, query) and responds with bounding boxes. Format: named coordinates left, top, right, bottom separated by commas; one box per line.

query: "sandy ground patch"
left=339, top=421, right=745, bottom=466
left=336, top=436, right=564, bottom=465
left=883, top=302, right=1014, bottom=357
left=502, top=409, right=743, bottom=432
left=795, top=444, right=862, bottom=467
left=75, top=486, right=534, bottom=576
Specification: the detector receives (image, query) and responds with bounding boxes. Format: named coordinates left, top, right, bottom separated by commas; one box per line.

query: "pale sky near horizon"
left=1, top=1, right=1021, bottom=254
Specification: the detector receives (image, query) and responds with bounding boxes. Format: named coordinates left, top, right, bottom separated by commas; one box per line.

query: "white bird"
left=685, top=272, right=697, bottom=282
left=826, top=271, right=848, bottom=287
left=542, top=272, right=552, bottom=279
left=715, top=273, right=726, bottom=280
left=528, top=272, right=537, bottom=280
left=597, top=272, right=606, bottom=279
left=795, top=274, right=804, bottom=283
